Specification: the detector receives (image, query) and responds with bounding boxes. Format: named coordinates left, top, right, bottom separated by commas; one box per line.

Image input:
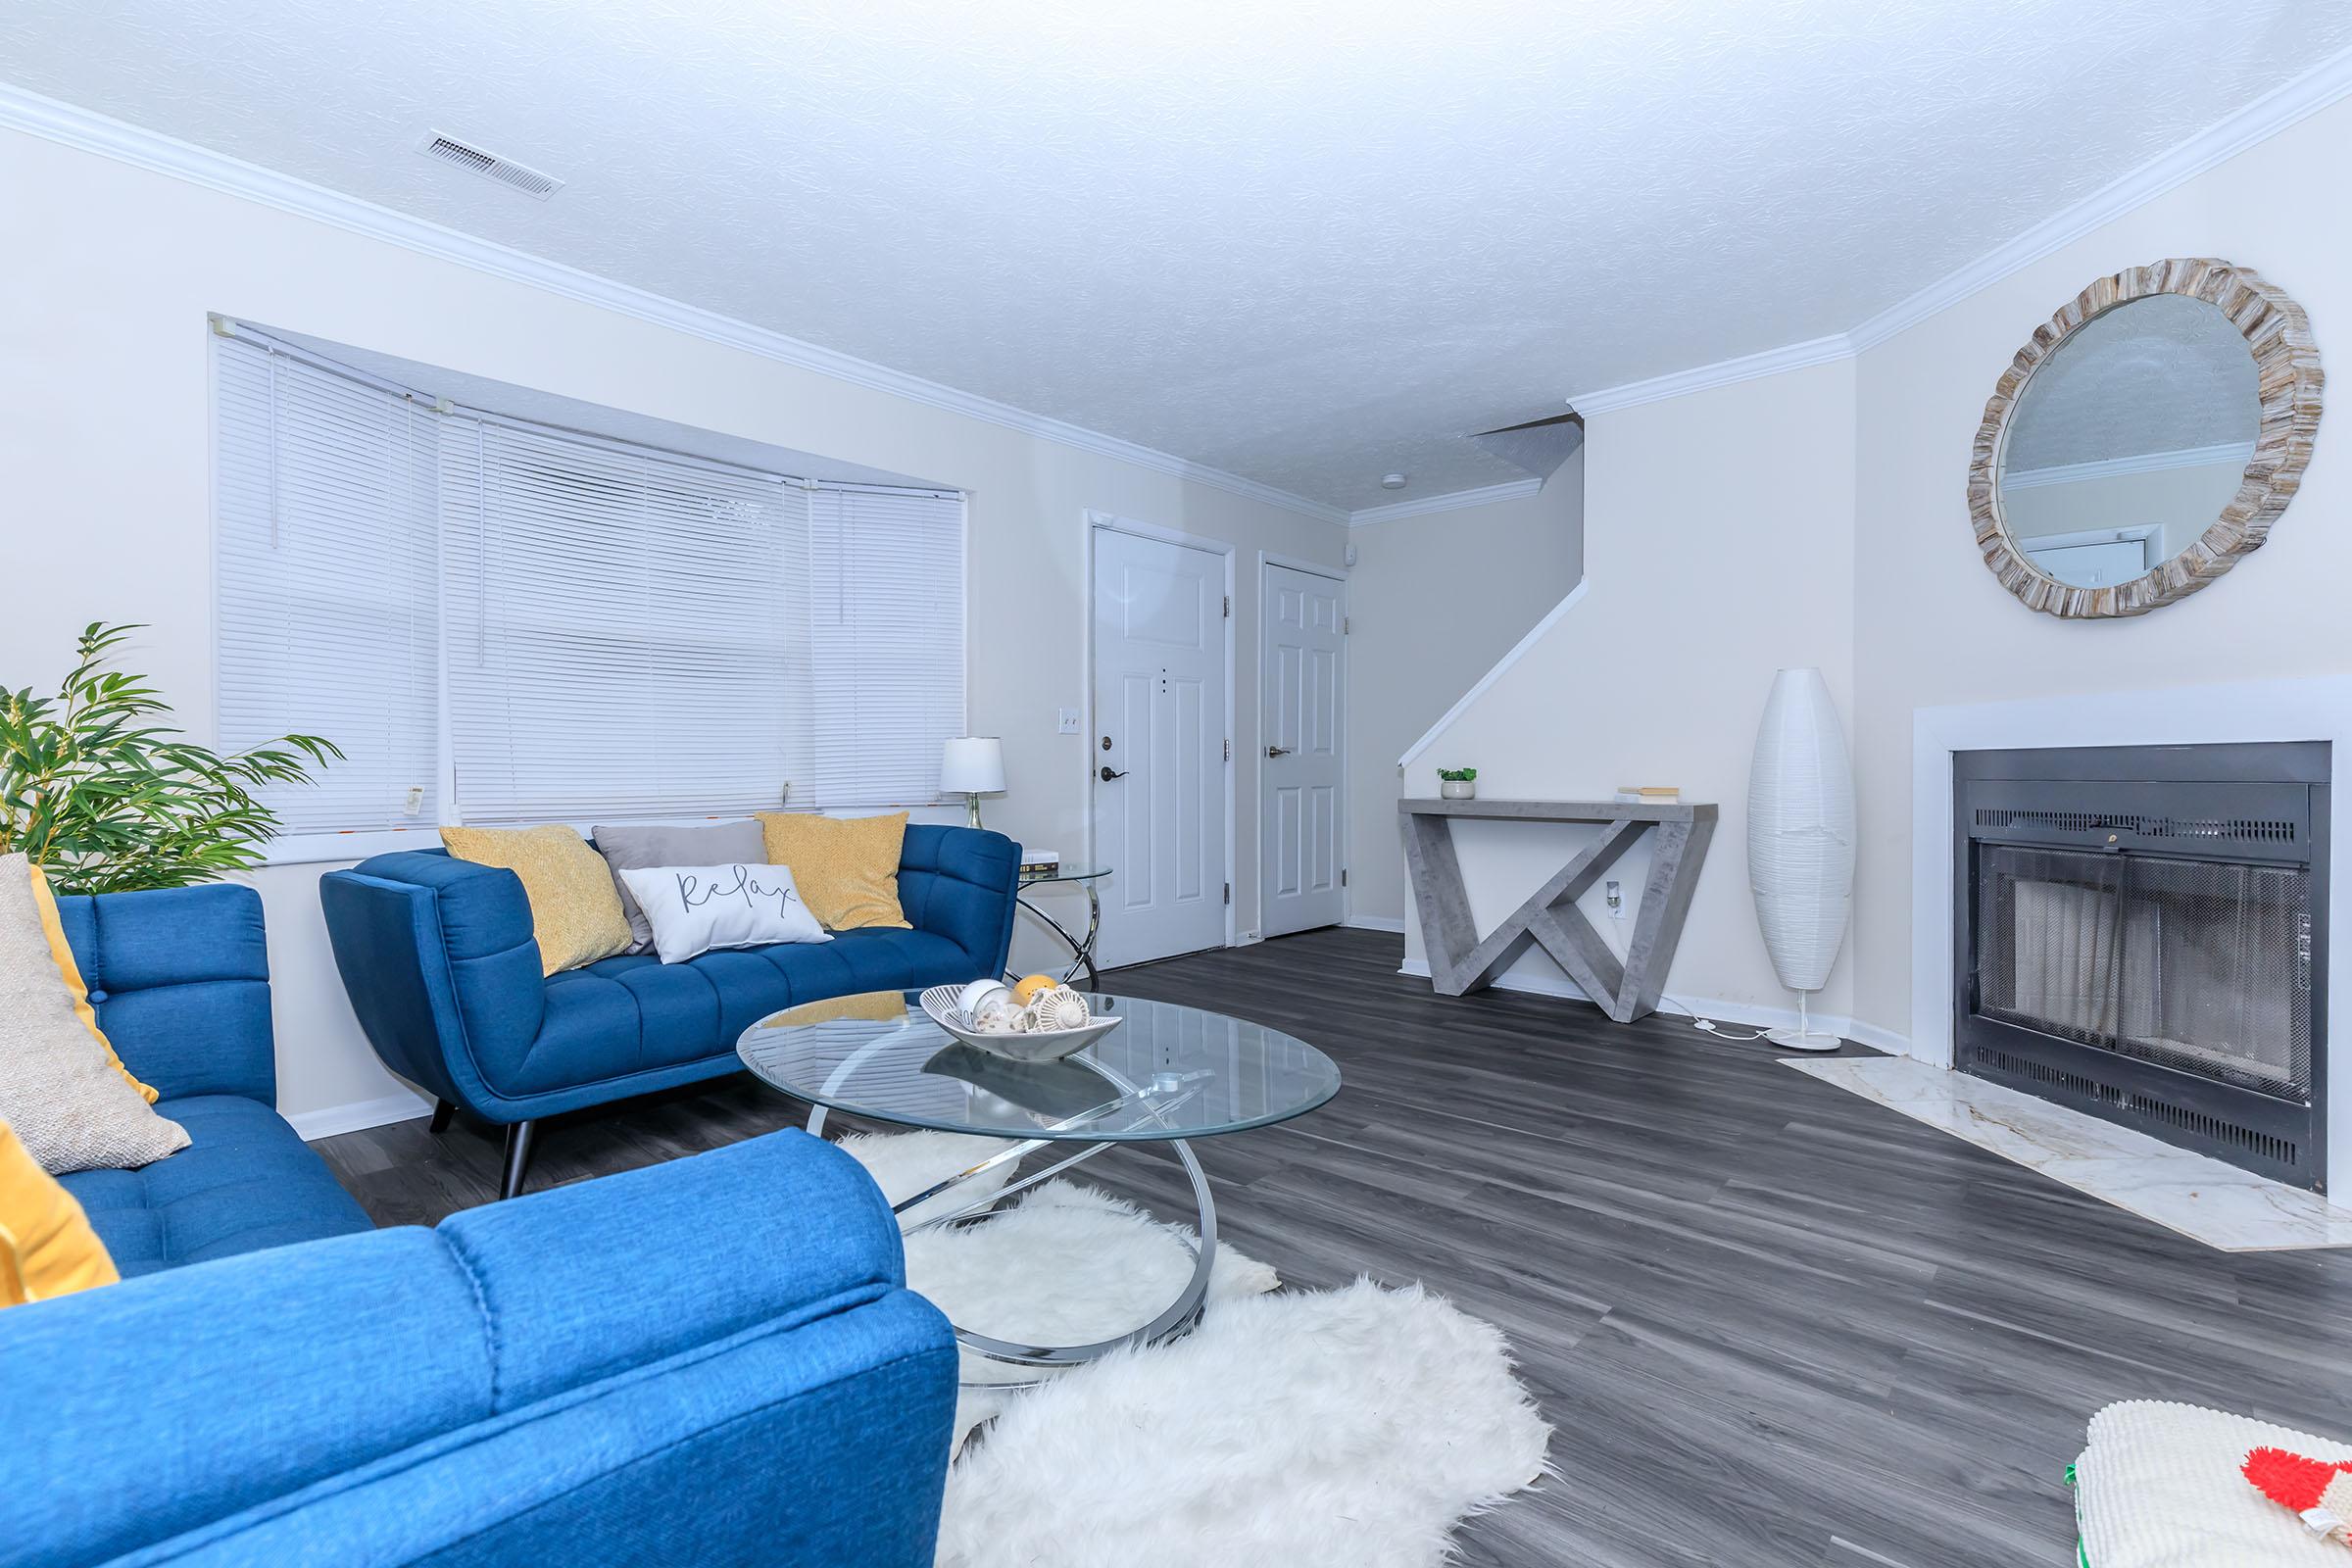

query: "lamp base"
left=1766, top=1026, right=1843, bottom=1053
left=964, top=795, right=984, bottom=832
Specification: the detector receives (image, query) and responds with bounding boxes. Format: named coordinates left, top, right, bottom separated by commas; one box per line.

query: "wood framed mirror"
left=1968, top=258, right=2323, bottom=618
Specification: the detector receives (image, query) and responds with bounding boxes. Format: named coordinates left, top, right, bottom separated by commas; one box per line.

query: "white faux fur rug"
left=837, top=1132, right=1553, bottom=1566
left=937, top=1278, right=1552, bottom=1568
left=840, top=1131, right=1280, bottom=1434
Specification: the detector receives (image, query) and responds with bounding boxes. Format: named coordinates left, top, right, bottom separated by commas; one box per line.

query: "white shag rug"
left=837, top=1132, right=1552, bottom=1567
left=937, top=1278, right=1552, bottom=1568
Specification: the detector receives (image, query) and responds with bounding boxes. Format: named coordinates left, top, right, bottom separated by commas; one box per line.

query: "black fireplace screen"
left=1973, top=844, right=2311, bottom=1103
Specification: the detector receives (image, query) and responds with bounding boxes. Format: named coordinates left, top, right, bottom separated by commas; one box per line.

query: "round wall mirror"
left=1968, top=259, right=2322, bottom=618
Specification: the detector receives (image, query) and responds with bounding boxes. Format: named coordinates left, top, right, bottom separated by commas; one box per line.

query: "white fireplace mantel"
left=1910, top=673, right=2352, bottom=1196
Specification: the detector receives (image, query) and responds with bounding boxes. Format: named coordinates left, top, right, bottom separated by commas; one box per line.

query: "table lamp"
left=941, top=737, right=1005, bottom=830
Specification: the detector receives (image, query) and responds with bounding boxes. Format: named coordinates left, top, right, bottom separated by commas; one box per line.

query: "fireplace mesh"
left=1973, top=845, right=2310, bottom=1103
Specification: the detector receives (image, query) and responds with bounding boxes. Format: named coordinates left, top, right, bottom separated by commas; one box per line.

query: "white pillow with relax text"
left=615, top=862, right=832, bottom=964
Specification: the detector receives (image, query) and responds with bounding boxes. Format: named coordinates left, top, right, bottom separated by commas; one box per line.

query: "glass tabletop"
left=1019, top=863, right=1111, bottom=884
left=736, top=990, right=1340, bottom=1142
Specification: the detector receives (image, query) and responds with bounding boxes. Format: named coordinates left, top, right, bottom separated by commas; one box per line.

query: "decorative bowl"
left=917, top=984, right=1120, bottom=1062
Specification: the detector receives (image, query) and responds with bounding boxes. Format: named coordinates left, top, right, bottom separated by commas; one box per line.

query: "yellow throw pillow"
left=441, top=825, right=634, bottom=976
left=756, top=812, right=910, bottom=931
left=27, top=867, right=159, bottom=1104
left=0, top=1117, right=119, bottom=1308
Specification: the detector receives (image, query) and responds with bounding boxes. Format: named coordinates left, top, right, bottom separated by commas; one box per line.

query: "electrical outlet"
left=1604, top=879, right=1624, bottom=918
left=1056, top=708, right=1080, bottom=735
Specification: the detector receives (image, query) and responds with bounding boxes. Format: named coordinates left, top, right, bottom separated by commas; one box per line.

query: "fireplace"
left=1953, top=742, right=2328, bottom=1189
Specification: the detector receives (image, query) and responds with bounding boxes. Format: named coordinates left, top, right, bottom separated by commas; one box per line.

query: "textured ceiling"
left=2004, top=294, right=2261, bottom=471
left=3, top=1, right=2348, bottom=512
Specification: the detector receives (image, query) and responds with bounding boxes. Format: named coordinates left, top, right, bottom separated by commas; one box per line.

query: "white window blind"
left=808, top=487, right=967, bottom=809
left=215, top=329, right=967, bottom=834
left=441, top=421, right=814, bottom=824
left=213, top=337, right=440, bottom=834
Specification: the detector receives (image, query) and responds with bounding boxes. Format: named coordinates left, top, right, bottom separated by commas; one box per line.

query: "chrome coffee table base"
left=804, top=1103, right=1218, bottom=1381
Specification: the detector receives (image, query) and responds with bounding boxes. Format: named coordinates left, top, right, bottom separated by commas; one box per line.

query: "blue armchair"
left=321, top=823, right=1020, bottom=1197
left=8, top=882, right=958, bottom=1566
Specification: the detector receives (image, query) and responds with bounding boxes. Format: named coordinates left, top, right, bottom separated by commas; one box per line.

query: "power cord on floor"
left=1591, top=904, right=1772, bottom=1041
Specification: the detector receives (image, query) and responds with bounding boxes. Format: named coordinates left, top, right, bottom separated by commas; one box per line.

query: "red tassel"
left=2245, top=1446, right=2352, bottom=1512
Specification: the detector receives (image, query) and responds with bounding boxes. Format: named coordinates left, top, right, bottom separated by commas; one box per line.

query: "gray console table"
left=1399, top=798, right=1718, bottom=1022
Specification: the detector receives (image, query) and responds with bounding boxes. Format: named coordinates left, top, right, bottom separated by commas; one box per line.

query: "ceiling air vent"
left=415, top=130, right=564, bottom=200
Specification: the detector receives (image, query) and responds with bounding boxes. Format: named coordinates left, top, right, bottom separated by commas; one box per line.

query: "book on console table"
left=1019, top=850, right=1062, bottom=876
left=1613, top=786, right=1682, bottom=805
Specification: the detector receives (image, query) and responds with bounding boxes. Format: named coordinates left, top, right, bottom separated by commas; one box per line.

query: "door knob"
left=1100, top=765, right=1128, bottom=781
left=1266, top=745, right=1292, bottom=758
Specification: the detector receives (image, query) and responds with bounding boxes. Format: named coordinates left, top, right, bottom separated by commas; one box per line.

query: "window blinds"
left=216, top=331, right=965, bottom=833
left=213, top=336, right=440, bottom=834
left=808, top=486, right=968, bottom=809
left=441, top=421, right=814, bottom=824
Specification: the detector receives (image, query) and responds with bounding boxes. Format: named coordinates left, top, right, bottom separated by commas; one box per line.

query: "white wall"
left=1848, top=93, right=2352, bottom=1043
left=1343, top=458, right=1583, bottom=927
left=1402, top=90, right=2352, bottom=1047
left=0, top=124, right=1348, bottom=1132
left=1402, top=361, right=1857, bottom=1017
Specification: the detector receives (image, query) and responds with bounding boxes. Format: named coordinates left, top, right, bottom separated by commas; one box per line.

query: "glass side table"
left=1015, top=863, right=1110, bottom=988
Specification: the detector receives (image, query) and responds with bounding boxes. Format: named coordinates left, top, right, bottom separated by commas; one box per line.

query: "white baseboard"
left=288, top=1091, right=433, bottom=1142
left=1344, top=915, right=1406, bottom=934
left=1395, top=957, right=1916, bottom=1054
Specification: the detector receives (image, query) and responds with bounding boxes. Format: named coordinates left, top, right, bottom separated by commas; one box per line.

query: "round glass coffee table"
left=737, top=989, right=1340, bottom=1374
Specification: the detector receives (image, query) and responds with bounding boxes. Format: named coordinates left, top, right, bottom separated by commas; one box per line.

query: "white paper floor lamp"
left=1745, top=667, right=1854, bottom=1051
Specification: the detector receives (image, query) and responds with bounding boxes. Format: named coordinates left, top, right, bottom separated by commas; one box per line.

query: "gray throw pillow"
left=593, top=820, right=767, bottom=952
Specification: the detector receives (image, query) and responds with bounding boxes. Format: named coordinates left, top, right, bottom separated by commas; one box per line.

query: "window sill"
left=259, top=805, right=965, bottom=868
left=262, top=828, right=447, bottom=867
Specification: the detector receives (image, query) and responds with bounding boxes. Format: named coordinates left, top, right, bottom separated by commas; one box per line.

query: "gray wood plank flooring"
left=312, top=927, right=2352, bottom=1566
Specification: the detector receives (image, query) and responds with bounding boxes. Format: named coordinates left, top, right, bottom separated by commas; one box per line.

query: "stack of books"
left=1019, top=849, right=1062, bottom=877
left=1613, top=785, right=1682, bottom=806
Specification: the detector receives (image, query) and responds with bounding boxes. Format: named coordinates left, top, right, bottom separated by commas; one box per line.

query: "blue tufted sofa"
left=7, top=881, right=958, bottom=1565
left=50, top=883, right=374, bottom=1271
left=321, top=823, right=1021, bottom=1197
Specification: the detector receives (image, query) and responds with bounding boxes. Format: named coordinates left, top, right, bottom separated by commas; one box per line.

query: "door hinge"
left=1344, top=615, right=1350, bottom=635
left=1223, top=594, right=1231, bottom=618
left=1223, top=738, right=1231, bottom=761
left=1223, top=882, right=1232, bottom=906
left=1341, top=867, right=1348, bottom=887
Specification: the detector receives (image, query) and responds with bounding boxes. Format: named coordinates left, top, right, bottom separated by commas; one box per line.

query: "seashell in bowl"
left=1027, top=987, right=1092, bottom=1030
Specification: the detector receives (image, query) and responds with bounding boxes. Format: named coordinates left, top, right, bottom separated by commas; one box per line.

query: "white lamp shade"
left=1745, top=667, right=1854, bottom=994
left=940, top=736, right=1005, bottom=796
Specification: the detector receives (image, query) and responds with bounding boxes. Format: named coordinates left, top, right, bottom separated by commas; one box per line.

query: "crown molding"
left=1346, top=476, right=1544, bottom=527
left=2000, top=440, right=2256, bottom=491
left=1564, top=333, right=1853, bottom=417
left=1562, top=41, right=2352, bottom=417
left=0, top=81, right=1349, bottom=526
left=1847, top=44, right=2352, bottom=354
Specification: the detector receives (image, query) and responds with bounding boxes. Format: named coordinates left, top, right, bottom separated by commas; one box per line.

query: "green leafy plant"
left=1437, top=766, right=1479, bottom=783
left=0, top=622, right=341, bottom=895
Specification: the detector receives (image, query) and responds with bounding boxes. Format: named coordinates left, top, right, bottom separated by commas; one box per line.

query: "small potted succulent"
left=1437, top=766, right=1478, bottom=801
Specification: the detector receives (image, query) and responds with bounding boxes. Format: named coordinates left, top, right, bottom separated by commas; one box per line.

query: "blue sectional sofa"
left=321, top=822, right=1020, bottom=1197
left=49, top=883, right=374, bottom=1271
left=5, top=882, right=958, bottom=1566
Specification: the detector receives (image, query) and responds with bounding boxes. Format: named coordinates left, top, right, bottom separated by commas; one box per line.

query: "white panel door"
left=1092, top=529, right=1228, bottom=968
left=1260, top=562, right=1346, bottom=937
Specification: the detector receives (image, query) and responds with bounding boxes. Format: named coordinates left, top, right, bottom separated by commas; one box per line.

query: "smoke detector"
left=415, top=129, right=564, bottom=200
left=1380, top=472, right=1408, bottom=490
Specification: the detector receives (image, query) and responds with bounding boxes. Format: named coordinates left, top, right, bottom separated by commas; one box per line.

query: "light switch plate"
left=1056, top=708, right=1081, bottom=734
